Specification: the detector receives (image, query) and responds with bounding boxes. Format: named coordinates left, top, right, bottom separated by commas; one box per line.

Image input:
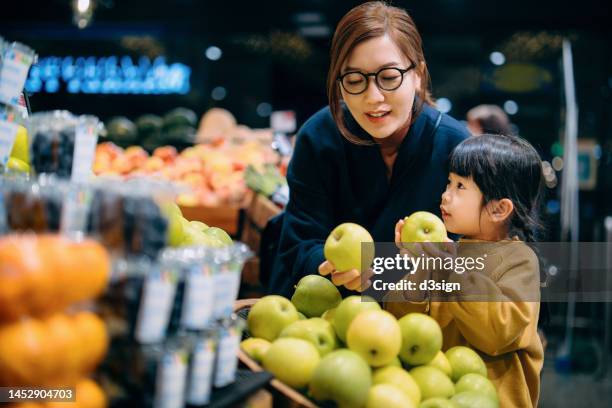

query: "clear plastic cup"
left=211, top=243, right=253, bottom=320
left=152, top=334, right=190, bottom=408
left=213, top=314, right=245, bottom=388
left=185, top=328, right=219, bottom=406
left=0, top=41, right=37, bottom=106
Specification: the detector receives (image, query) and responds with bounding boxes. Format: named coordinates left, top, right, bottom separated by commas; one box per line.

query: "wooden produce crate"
left=241, top=194, right=282, bottom=287
left=235, top=299, right=318, bottom=408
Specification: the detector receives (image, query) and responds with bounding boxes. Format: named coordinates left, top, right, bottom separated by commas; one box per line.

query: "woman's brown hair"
left=327, top=1, right=434, bottom=145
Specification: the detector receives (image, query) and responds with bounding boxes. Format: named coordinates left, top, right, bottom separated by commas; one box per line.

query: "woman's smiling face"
left=340, top=35, right=421, bottom=140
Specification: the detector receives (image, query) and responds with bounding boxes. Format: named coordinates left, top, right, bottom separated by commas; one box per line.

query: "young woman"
left=270, top=1, right=470, bottom=295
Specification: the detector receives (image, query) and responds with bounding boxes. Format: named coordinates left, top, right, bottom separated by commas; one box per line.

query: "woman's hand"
left=319, top=260, right=373, bottom=292
left=394, top=218, right=405, bottom=249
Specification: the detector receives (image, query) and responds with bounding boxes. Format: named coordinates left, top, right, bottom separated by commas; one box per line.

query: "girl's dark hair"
left=449, top=134, right=544, bottom=242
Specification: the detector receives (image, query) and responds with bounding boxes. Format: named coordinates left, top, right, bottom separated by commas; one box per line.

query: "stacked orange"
left=0, top=235, right=110, bottom=408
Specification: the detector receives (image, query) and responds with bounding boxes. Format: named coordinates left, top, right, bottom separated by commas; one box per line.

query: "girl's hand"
left=318, top=260, right=373, bottom=292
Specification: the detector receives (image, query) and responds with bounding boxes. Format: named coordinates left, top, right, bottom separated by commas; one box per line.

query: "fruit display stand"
left=180, top=202, right=244, bottom=237
left=240, top=194, right=282, bottom=288
left=235, top=299, right=318, bottom=408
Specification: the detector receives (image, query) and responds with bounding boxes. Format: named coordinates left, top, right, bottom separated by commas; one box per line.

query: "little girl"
left=388, top=134, right=544, bottom=408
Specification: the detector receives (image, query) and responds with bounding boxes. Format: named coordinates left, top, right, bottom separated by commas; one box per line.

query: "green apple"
left=279, top=318, right=337, bottom=356
left=451, top=391, right=498, bottom=408
left=347, top=310, right=402, bottom=367
left=291, top=274, right=342, bottom=318
left=401, top=211, right=447, bottom=243
left=181, top=224, right=223, bottom=247
left=321, top=307, right=336, bottom=323
left=10, top=125, right=29, bottom=163
left=263, top=338, right=320, bottom=389
left=398, top=313, right=443, bottom=365
left=205, top=226, right=233, bottom=245
left=419, top=397, right=458, bottom=408
left=240, top=338, right=271, bottom=363
left=332, top=295, right=380, bottom=343
left=409, top=366, right=455, bottom=400
left=372, top=366, right=421, bottom=406
left=7, top=157, right=30, bottom=173
left=426, top=351, right=452, bottom=377
left=189, top=220, right=209, bottom=232
left=324, top=222, right=374, bottom=273
left=454, top=374, right=497, bottom=402
left=309, top=349, right=371, bottom=408
left=160, top=202, right=186, bottom=247
left=366, top=384, right=416, bottom=408
left=297, top=312, right=307, bottom=320
left=445, top=346, right=487, bottom=382
left=247, top=295, right=300, bottom=341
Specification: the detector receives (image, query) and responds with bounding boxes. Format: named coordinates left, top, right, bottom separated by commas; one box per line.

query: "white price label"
left=71, top=124, right=99, bottom=183
left=181, top=266, right=214, bottom=329
left=154, top=350, right=188, bottom=408
left=0, top=120, right=19, bottom=167
left=270, top=110, right=297, bottom=133
left=135, top=271, right=176, bottom=344
left=0, top=48, right=34, bottom=105
left=186, top=338, right=216, bottom=405
left=213, top=328, right=241, bottom=387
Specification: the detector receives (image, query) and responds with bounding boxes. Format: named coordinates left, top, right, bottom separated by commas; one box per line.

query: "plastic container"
left=0, top=41, right=37, bottom=106
left=213, top=314, right=245, bottom=388
left=185, top=328, right=219, bottom=406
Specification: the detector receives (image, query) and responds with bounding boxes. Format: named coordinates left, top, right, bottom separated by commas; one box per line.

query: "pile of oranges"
left=0, top=234, right=111, bottom=408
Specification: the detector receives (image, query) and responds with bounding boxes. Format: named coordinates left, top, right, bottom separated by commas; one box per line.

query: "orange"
left=0, top=318, right=54, bottom=386
left=74, top=378, right=107, bottom=408
left=45, top=314, right=82, bottom=386
left=72, top=312, right=109, bottom=375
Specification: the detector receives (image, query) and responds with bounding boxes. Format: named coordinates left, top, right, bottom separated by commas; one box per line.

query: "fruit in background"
left=153, top=145, right=178, bottom=163
left=454, top=374, right=498, bottom=402
left=372, top=366, right=421, bottom=406
left=160, top=202, right=186, bottom=247
left=321, top=307, right=336, bottom=323
left=10, top=125, right=29, bottom=163
left=205, top=227, right=233, bottom=245
left=73, top=311, right=109, bottom=374
left=367, top=383, right=416, bottom=408
left=279, top=318, right=337, bottom=356
left=409, top=366, right=455, bottom=400
left=451, top=391, right=498, bottom=408
left=181, top=225, right=222, bottom=247
left=46, top=314, right=81, bottom=385
left=427, top=351, right=453, bottom=377
left=309, top=349, right=371, bottom=408
left=346, top=310, right=402, bottom=367
left=240, top=338, right=271, bottom=363
left=7, top=157, right=30, bottom=173
left=106, top=116, right=137, bottom=147
left=400, top=211, right=447, bottom=243
left=445, top=346, right=487, bottom=382
left=297, top=312, right=306, bottom=320
left=324, top=223, right=374, bottom=273
left=419, top=397, right=459, bottom=408
left=263, top=338, right=320, bottom=389
left=398, top=313, right=443, bottom=365
left=189, top=220, right=209, bottom=232
left=163, top=107, right=198, bottom=129
left=291, top=275, right=342, bottom=318
left=332, top=295, right=381, bottom=343
left=0, top=318, right=52, bottom=386
left=247, top=296, right=300, bottom=341
left=74, top=378, right=107, bottom=408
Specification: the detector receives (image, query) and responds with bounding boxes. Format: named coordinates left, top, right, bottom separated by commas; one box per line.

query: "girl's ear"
left=488, top=198, right=514, bottom=223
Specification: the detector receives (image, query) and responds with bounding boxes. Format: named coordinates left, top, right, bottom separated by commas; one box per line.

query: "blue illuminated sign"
left=25, top=56, right=191, bottom=95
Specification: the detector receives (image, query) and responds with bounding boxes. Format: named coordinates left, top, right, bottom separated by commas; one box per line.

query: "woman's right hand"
left=395, top=218, right=405, bottom=250
left=318, top=260, right=372, bottom=292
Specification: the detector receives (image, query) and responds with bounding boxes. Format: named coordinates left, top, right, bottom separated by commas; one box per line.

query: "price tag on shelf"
left=0, top=46, right=35, bottom=106
left=71, top=122, right=99, bottom=183
left=180, top=264, right=214, bottom=330
left=135, top=269, right=177, bottom=344
left=0, top=120, right=18, bottom=167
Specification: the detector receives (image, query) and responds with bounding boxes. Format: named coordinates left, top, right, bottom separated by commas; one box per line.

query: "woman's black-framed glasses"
left=337, top=63, right=416, bottom=95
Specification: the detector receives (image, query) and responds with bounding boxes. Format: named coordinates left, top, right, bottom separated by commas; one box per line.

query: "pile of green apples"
left=161, top=202, right=233, bottom=247
left=241, top=212, right=498, bottom=408
left=243, top=278, right=498, bottom=408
